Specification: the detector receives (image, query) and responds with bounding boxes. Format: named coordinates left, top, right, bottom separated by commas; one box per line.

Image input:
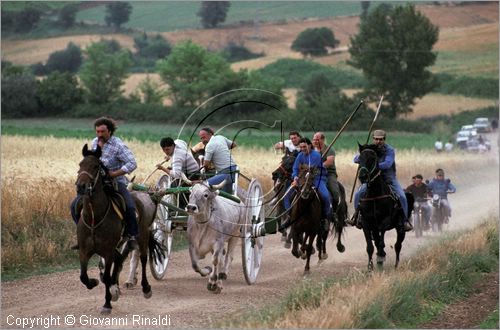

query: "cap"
left=372, top=129, right=386, bottom=139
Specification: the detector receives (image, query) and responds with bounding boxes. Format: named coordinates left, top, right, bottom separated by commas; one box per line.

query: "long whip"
left=141, top=157, right=169, bottom=184
left=349, top=95, right=384, bottom=203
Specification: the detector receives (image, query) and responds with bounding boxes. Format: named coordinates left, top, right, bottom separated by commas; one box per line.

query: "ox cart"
left=129, top=168, right=278, bottom=285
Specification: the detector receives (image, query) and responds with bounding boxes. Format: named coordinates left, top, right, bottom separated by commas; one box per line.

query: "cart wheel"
left=242, top=179, right=265, bottom=285
left=149, top=175, right=174, bottom=280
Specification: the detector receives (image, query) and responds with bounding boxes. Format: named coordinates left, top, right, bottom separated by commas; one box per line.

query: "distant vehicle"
left=460, top=125, right=477, bottom=136
left=466, top=138, right=480, bottom=152
left=455, top=130, right=473, bottom=149
left=473, top=117, right=492, bottom=133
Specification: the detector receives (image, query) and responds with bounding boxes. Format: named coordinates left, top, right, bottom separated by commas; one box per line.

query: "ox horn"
left=209, top=179, right=226, bottom=191
left=180, top=172, right=193, bottom=185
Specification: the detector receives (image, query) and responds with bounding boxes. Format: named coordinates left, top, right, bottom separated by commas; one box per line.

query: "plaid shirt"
left=92, top=136, right=137, bottom=184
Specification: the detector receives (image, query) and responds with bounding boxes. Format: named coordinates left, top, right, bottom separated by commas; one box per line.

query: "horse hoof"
left=110, top=285, right=120, bottom=302
left=125, top=281, right=135, bottom=289
left=337, top=244, right=345, bottom=253
left=207, top=283, right=216, bottom=291
left=291, top=249, right=300, bottom=258
left=100, top=307, right=112, bottom=315
left=87, top=278, right=99, bottom=290
left=284, top=242, right=291, bottom=249
left=377, top=256, right=386, bottom=263
left=301, top=252, right=307, bottom=260
left=218, top=273, right=227, bottom=280
left=143, top=290, right=152, bottom=299
left=212, top=284, right=222, bottom=294
left=200, top=266, right=212, bottom=277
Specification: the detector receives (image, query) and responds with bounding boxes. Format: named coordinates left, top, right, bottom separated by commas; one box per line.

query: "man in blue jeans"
left=349, top=129, right=413, bottom=232
left=198, top=127, right=238, bottom=194
left=70, top=117, right=139, bottom=250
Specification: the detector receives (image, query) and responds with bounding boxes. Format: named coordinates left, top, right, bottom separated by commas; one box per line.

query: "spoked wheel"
left=241, top=179, right=265, bottom=285
left=149, top=175, right=174, bottom=280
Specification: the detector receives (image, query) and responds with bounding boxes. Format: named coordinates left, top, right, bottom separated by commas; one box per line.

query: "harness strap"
left=360, top=194, right=392, bottom=201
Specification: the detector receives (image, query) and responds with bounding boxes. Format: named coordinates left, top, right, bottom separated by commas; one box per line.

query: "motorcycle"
left=413, top=198, right=431, bottom=238
left=430, top=193, right=454, bottom=232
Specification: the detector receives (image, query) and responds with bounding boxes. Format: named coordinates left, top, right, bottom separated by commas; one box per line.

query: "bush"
left=134, top=33, right=172, bottom=60
left=220, top=42, right=264, bottom=63
left=45, top=42, right=82, bottom=74
left=258, top=58, right=365, bottom=89
left=14, top=7, right=42, bottom=32
left=300, top=72, right=339, bottom=107
left=435, top=73, right=499, bottom=99
left=36, top=72, right=83, bottom=116
left=58, top=3, right=78, bottom=28
left=291, top=27, right=340, bottom=56
left=1, top=72, right=39, bottom=118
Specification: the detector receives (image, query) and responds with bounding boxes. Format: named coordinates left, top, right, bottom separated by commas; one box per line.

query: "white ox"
left=185, top=181, right=245, bottom=293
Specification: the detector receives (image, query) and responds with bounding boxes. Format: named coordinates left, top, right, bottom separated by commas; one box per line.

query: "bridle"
left=358, top=149, right=381, bottom=185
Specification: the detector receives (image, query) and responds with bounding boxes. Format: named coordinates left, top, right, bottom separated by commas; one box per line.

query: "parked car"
left=460, top=125, right=478, bottom=136
left=473, top=117, right=492, bottom=133
left=455, top=130, right=473, bottom=149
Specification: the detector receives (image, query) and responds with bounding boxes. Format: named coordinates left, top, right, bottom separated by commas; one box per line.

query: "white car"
left=473, top=117, right=492, bottom=133
left=460, top=125, right=477, bottom=136
left=455, top=130, right=473, bottom=149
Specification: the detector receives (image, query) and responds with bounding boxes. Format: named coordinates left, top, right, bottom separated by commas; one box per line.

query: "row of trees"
left=3, top=3, right=440, bottom=125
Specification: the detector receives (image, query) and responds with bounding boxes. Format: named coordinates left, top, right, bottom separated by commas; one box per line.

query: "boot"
left=403, top=218, right=413, bottom=232
left=128, top=235, right=139, bottom=251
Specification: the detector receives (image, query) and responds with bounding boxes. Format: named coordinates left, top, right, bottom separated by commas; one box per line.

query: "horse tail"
left=149, top=230, right=167, bottom=265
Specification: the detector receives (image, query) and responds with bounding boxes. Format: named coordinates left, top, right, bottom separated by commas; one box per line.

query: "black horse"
left=356, top=144, right=414, bottom=271
left=271, top=153, right=296, bottom=245
left=75, top=144, right=155, bottom=313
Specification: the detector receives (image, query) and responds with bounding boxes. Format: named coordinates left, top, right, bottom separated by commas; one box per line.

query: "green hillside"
left=76, top=1, right=363, bottom=32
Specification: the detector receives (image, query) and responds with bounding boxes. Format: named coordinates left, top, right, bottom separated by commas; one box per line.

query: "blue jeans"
left=355, top=178, right=408, bottom=219
left=70, top=182, right=138, bottom=236
left=207, top=165, right=237, bottom=194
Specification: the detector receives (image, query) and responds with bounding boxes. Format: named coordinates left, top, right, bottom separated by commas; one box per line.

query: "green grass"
left=434, top=48, right=499, bottom=80
left=479, top=304, right=499, bottom=329
left=1, top=118, right=443, bottom=151
left=76, top=1, right=364, bottom=32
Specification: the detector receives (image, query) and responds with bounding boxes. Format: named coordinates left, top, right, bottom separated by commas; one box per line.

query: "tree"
left=348, top=4, right=439, bottom=118
left=291, top=27, right=340, bottom=56
left=197, top=1, right=231, bottom=28
left=58, top=3, right=78, bottom=28
left=2, top=71, right=39, bottom=118
left=45, top=42, right=83, bottom=74
left=361, top=1, right=371, bottom=19
left=14, top=7, right=42, bottom=32
left=156, top=40, right=236, bottom=108
left=79, top=42, right=133, bottom=104
left=133, top=33, right=171, bottom=59
left=300, top=72, right=339, bottom=107
left=105, top=2, right=132, bottom=30
left=136, top=75, right=167, bottom=105
left=37, top=72, right=83, bottom=115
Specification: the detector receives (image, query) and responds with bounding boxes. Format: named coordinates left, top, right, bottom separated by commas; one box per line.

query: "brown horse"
left=289, top=165, right=323, bottom=275
left=75, top=144, right=156, bottom=313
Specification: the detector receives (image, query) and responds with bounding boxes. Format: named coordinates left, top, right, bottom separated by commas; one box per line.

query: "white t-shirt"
left=170, top=139, right=200, bottom=179
left=434, top=141, right=443, bottom=151
left=204, top=135, right=235, bottom=171
left=444, top=142, right=453, bottom=152
left=283, top=139, right=300, bottom=153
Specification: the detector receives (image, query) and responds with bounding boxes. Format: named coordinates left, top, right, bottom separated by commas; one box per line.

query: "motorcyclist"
left=426, top=169, right=456, bottom=220
left=405, top=174, right=432, bottom=229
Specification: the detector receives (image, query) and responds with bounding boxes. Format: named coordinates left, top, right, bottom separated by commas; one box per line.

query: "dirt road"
left=1, top=145, right=498, bottom=329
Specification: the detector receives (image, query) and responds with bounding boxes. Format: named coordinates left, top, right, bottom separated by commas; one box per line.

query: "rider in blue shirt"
left=349, top=129, right=413, bottom=232
left=427, top=168, right=456, bottom=217
left=286, top=137, right=332, bottom=222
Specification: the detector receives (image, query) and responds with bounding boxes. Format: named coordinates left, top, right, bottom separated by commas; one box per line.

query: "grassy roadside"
left=220, top=219, right=499, bottom=328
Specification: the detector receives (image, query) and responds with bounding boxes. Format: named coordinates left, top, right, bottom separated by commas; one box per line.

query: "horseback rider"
left=70, top=117, right=139, bottom=250
left=157, top=137, right=200, bottom=180
left=427, top=168, right=456, bottom=218
left=312, top=132, right=341, bottom=217
left=405, top=174, right=432, bottom=229
left=285, top=137, right=332, bottom=226
left=349, top=129, right=413, bottom=232
left=198, top=127, right=237, bottom=194
left=274, top=130, right=302, bottom=156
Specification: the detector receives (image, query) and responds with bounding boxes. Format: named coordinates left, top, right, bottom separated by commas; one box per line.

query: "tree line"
left=2, top=3, right=463, bottom=132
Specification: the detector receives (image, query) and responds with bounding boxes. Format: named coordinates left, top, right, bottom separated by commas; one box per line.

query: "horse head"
left=297, top=165, right=317, bottom=199
left=76, top=144, right=103, bottom=196
left=357, top=143, right=380, bottom=184
left=272, top=154, right=296, bottom=188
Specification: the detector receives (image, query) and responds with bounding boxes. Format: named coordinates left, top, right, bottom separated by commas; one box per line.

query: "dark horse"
left=271, top=153, right=296, bottom=245
left=75, top=144, right=156, bottom=313
left=289, top=165, right=325, bottom=275
left=356, top=144, right=414, bottom=271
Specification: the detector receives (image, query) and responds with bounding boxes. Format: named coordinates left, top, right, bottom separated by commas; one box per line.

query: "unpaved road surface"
left=1, top=142, right=498, bottom=329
